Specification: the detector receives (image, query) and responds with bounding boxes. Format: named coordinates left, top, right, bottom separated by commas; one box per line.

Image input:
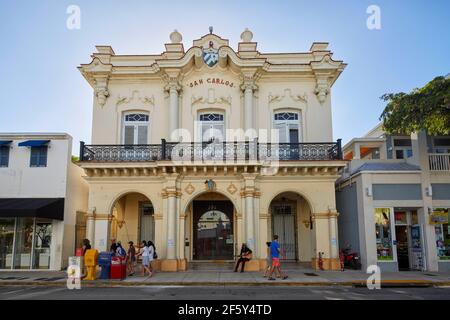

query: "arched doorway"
left=186, top=192, right=236, bottom=261
left=269, top=192, right=312, bottom=262
left=109, top=192, right=155, bottom=246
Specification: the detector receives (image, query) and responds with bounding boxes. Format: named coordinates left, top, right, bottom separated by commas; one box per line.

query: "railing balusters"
left=429, top=153, right=450, bottom=171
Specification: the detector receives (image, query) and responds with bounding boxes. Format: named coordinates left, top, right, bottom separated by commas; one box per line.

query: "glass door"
left=32, top=219, right=52, bottom=269
left=193, top=201, right=234, bottom=260
left=14, top=218, right=34, bottom=269
left=0, top=218, right=15, bottom=269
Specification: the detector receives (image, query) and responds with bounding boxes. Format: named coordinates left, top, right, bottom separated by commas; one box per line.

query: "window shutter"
left=201, top=123, right=211, bottom=142
left=288, top=124, right=300, bottom=143
left=124, top=126, right=135, bottom=145
left=274, top=122, right=287, bottom=143
left=137, top=125, right=148, bottom=144
left=30, top=147, right=38, bottom=166
left=212, top=123, right=224, bottom=142
left=40, top=147, right=48, bottom=166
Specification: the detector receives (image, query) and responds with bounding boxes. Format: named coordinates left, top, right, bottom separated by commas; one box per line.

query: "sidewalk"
left=1, top=269, right=450, bottom=287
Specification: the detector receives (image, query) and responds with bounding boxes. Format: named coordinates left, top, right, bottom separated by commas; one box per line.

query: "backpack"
left=153, top=246, right=158, bottom=259
left=118, top=246, right=126, bottom=258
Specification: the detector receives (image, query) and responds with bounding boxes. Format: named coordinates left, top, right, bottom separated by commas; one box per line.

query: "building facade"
left=0, top=133, right=88, bottom=270
left=336, top=124, right=450, bottom=272
left=77, top=29, right=347, bottom=271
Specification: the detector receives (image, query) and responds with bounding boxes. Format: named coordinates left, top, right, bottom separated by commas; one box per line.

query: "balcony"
left=429, top=153, right=450, bottom=171
left=79, top=139, right=343, bottom=163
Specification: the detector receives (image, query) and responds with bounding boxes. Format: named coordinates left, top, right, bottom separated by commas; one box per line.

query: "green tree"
left=379, top=76, right=450, bottom=135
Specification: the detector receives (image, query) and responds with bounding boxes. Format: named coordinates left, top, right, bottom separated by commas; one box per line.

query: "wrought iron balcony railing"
left=79, top=139, right=342, bottom=162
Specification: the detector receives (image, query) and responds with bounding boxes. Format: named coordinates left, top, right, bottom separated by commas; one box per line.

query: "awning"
left=0, top=198, right=65, bottom=220
left=18, top=140, right=50, bottom=147
left=0, top=140, right=12, bottom=146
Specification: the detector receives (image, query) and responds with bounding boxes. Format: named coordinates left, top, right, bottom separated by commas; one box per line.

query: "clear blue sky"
left=1, top=0, right=449, bottom=154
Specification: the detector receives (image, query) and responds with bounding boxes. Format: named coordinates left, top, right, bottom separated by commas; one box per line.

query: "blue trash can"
left=98, top=252, right=113, bottom=279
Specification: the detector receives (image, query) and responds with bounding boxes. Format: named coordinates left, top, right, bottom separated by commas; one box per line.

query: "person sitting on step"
left=234, top=243, right=253, bottom=273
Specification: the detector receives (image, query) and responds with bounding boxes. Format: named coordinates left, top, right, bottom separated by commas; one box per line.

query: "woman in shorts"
left=137, top=240, right=152, bottom=277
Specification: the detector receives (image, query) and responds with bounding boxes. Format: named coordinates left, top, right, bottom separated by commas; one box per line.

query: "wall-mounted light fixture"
left=365, top=186, right=373, bottom=197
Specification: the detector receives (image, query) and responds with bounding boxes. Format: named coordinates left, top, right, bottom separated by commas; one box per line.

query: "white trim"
left=272, top=110, right=302, bottom=143
left=197, top=111, right=225, bottom=142
left=121, top=111, right=150, bottom=145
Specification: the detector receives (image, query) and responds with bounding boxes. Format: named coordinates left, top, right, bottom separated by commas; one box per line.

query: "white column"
left=244, top=86, right=253, bottom=131
left=93, top=218, right=109, bottom=252
left=169, top=87, right=179, bottom=141
left=329, top=213, right=339, bottom=259
left=166, top=194, right=177, bottom=259
left=410, top=131, right=439, bottom=271
left=245, top=195, right=255, bottom=250
left=86, top=213, right=95, bottom=245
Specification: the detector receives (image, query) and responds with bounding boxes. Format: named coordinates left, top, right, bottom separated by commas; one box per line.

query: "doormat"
left=423, top=273, right=437, bottom=277
left=304, top=273, right=319, bottom=276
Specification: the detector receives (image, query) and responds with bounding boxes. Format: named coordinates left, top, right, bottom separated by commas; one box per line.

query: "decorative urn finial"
left=169, top=29, right=182, bottom=43
left=240, top=28, right=253, bottom=42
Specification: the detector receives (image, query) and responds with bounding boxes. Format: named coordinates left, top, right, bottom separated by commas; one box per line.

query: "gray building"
left=336, top=124, right=450, bottom=272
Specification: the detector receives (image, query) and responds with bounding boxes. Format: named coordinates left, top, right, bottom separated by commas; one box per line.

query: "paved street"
left=0, top=285, right=449, bottom=300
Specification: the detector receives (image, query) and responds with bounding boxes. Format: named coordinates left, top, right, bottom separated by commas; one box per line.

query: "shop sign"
left=429, top=210, right=449, bottom=225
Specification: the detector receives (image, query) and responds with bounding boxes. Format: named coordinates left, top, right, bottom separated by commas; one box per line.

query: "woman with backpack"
left=147, top=240, right=157, bottom=276
left=136, top=240, right=152, bottom=277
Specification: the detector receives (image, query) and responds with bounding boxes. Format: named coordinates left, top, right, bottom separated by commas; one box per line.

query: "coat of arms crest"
left=203, top=41, right=219, bottom=67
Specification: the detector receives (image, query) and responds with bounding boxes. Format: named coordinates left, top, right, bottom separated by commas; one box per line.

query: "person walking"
left=147, top=240, right=155, bottom=277
left=127, top=241, right=136, bottom=276
left=136, top=240, right=152, bottom=277
left=234, top=243, right=253, bottom=273
left=263, top=241, right=274, bottom=278
left=267, top=235, right=288, bottom=280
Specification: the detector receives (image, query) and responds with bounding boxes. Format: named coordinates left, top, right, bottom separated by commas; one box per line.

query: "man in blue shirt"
left=268, top=235, right=288, bottom=280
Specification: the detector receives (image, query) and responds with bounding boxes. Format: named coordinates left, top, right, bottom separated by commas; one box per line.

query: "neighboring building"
left=336, top=124, right=450, bottom=272
left=77, top=29, right=347, bottom=271
left=0, top=133, right=88, bottom=270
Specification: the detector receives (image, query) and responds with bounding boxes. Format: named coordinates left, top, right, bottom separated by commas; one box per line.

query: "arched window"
left=273, top=111, right=301, bottom=143
left=198, top=112, right=224, bottom=142
left=122, top=113, right=149, bottom=145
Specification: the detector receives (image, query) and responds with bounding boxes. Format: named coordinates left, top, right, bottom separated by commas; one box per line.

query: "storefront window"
left=0, top=218, right=15, bottom=269
left=33, top=219, right=52, bottom=269
left=13, top=218, right=34, bottom=269
left=375, top=208, right=393, bottom=260
left=434, top=208, right=450, bottom=260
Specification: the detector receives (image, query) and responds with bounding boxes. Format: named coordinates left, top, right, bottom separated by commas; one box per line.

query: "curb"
left=1, top=280, right=449, bottom=288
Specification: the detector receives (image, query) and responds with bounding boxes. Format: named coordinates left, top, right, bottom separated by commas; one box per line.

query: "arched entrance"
left=268, top=192, right=312, bottom=262
left=109, top=192, right=155, bottom=246
left=185, top=192, right=236, bottom=261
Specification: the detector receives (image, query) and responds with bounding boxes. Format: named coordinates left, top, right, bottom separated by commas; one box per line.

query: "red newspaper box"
left=110, top=257, right=125, bottom=280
